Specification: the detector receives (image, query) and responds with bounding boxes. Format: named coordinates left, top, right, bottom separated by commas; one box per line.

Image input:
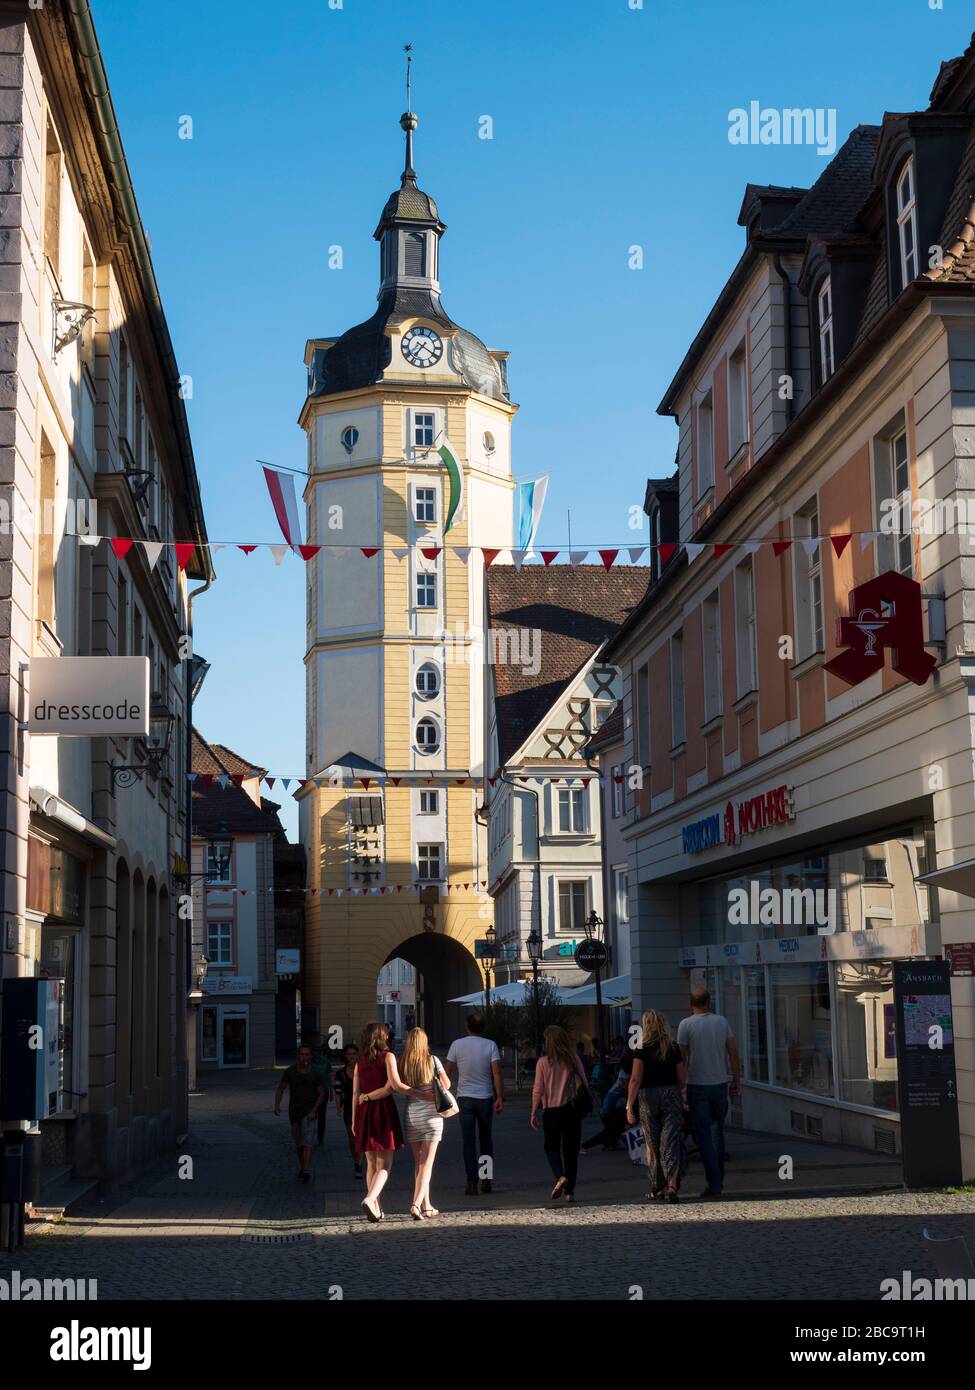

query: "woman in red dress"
left=352, top=1021, right=429, bottom=1222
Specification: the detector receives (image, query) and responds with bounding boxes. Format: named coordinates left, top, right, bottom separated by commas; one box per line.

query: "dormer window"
left=404, top=232, right=426, bottom=277
left=896, top=158, right=918, bottom=288
left=817, top=276, right=834, bottom=381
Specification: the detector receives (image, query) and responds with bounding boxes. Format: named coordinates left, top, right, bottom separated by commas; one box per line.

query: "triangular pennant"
left=512, top=549, right=526, bottom=571
left=598, top=549, right=619, bottom=570
left=396, top=884, right=403, bottom=893
left=744, top=542, right=761, bottom=555
left=830, top=534, right=852, bottom=558
left=239, top=888, right=248, bottom=897
left=232, top=773, right=246, bottom=786
left=452, top=547, right=470, bottom=565
left=264, top=776, right=275, bottom=789
left=685, top=543, right=705, bottom=563
left=713, top=543, right=733, bottom=559
left=217, top=773, right=229, bottom=789
left=772, top=540, right=792, bottom=557
left=421, top=546, right=442, bottom=561
left=187, top=772, right=198, bottom=783
left=800, top=538, right=819, bottom=558
left=392, top=548, right=408, bottom=562
left=280, top=778, right=291, bottom=791
left=238, top=544, right=258, bottom=554
left=569, top=550, right=588, bottom=565
left=174, top=543, right=195, bottom=571
left=298, top=545, right=321, bottom=561
left=482, top=548, right=501, bottom=568
left=269, top=545, right=289, bottom=565
left=658, top=542, right=677, bottom=566
left=143, top=541, right=164, bottom=572
left=390, top=777, right=401, bottom=786
left=111, top=538, right=133, bottom=559
left=379, top=886, right=387, bottom=894
left=541, top=550, right=559, bottom=566
left=860, top=531, right=878, bottom=552
left=327, top=888, right=334, bottom=896
left=78, top=534, right=101, bottom=548
left=200, top=773, right=214, bottom=789
left=361, top=547, right=380, bottom=559
left=212, top=543, right=227, bottom=554
left=627, top=546, right=646, bottom=564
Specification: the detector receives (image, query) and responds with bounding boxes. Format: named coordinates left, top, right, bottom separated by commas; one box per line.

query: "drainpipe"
left=772, top=254, right=794, bottom=422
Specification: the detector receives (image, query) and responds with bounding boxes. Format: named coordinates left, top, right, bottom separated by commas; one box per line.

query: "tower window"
left=419, top=790, right=439, bottom=815
left=483, top=431, right=496, bottom=454
left=341, top=426, right=359, bottom=454
left=413, top=413, right=436, bottom=448
left=417, top=843, right=442, bottom=881
left=416, top=662, right=440, bottom=697
left=415, top=717, right=441, bottom=753
left=414, top=487, right=436, bottom=524
left=416, top=573, right=437, bottom=609
left=405, top=232, right=426, bottom=278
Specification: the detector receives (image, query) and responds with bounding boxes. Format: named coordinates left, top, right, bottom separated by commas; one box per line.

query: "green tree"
left=517, top=979, right=571, bottom=1055
left=481, top=999, right=521, bottom=1052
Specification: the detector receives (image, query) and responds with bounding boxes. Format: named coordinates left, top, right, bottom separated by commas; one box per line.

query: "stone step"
left=29, top=1170, right=98, bottom=1221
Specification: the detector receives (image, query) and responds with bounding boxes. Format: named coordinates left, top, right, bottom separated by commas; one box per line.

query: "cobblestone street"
left=7, top=1069, right=975, bottom=1301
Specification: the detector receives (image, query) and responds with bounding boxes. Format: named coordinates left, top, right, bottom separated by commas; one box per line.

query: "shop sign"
left=678, top=923, right=939, bottom=969
left=28, top=656, right=150, bottom=736
left=824, top=571, right=936, bottom=688
left=276, top=949, right=300, bottom=974
left=682, top=784, right=794, bottom=854
left=893, top=960, right=962, bottom=1189
left=203, top=975, right=252, bottom=995
left=945, top=942, right=975, bottom=977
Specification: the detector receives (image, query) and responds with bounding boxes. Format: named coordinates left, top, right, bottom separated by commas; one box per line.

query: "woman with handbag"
left=625, top=1009, right=686, bottom=1204
left=353, top=1021, right=427, bottom=1223
left=367, top=1025, right=457, bottom=1220
left=530, top=1025, right=592, bottom=1203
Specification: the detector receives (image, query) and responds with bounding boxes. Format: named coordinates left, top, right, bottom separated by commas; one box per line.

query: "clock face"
left=401, top=326, right=444, bottom=369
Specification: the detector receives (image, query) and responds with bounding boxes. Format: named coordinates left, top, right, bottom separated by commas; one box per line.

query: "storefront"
left=28, top=836, right=87, bottom=1120
left=200, top=979, right=251, bottom=1068
left=670, top=818, right=939, bottom=1151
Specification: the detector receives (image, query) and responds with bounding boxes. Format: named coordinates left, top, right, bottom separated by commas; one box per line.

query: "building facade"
left=0, top=2, right=211, bottom=1189
left=296, top=106, right=515, bottom=1045
left=191, top=734, right=283, bottom=1071
left=605, top=37, right=975, bottom=1174
left=484, top=567, right=646, bottom=991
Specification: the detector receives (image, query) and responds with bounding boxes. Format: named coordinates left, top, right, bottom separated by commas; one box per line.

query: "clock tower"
left=296, top=99, right=517, bottom=1044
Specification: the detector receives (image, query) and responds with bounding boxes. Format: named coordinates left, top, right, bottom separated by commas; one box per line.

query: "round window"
left=416, top=663, right=440, bottom=699
left=341, top=426, right=359, bottom=454
left=415, top=717, right=440, bottom=753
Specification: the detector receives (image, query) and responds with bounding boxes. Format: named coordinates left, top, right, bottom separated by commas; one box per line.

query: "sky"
left=91, top=0, right=975, bottom=839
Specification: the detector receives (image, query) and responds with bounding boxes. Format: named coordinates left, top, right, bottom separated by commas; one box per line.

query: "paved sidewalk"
left=8, top=1067, right=974, bottom=1301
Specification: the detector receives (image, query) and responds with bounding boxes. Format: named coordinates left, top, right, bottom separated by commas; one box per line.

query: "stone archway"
left=385, top=933, right=482, bottom=1049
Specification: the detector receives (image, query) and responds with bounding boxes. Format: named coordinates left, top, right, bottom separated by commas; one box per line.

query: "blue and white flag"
left=515, top=475, right=549, bottom=559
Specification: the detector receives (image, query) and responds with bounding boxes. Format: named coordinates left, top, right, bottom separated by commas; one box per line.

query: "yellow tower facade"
left=297, top=108, right=516, bottom=1044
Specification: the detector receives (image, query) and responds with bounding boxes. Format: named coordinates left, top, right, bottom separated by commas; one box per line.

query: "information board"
left=892, top=960, right=963, bottom=1189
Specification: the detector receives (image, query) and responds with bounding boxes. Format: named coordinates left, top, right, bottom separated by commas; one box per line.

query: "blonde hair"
left=359, top=1021, right=389, bottom=1061
left=641, top=1009, right=673, bottom=1061
left=543, top=1025, right=578, bottom=1074
left=399, top=1027, right=435, bottom=1087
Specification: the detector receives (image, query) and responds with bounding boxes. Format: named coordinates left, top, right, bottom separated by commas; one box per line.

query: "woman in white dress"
left=395, top=1027, right=453, bottom=1219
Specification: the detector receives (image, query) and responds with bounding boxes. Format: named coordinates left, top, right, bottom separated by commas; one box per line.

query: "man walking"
left=677, top=988, right=740, bottom=1200
left=274, top=1043, right=325, bottom=1184
left=445, top=1012, right=503, bottom=1196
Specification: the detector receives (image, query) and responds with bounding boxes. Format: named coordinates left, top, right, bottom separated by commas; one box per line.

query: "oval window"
left=341, top=426, right=359, bottom=454
left=415, top=717, right=440, bottom=753
left=483, top=431, right=496, bottom=454
left=416, top=663, right=440, bottom=699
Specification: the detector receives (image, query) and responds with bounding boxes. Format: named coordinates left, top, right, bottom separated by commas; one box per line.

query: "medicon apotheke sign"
left=682, top=783, right=795, bottom=855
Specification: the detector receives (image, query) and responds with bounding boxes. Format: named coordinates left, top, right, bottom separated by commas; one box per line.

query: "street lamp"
left=481, top=924, right=496, bottom=1014
left=111, top=691, right=175, bottom=788
left=583, top=910, right=607, bottom=1080
left=526, top=926, right=543, bottom=1059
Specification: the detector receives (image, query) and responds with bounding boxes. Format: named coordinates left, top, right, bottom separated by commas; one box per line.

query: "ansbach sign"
left=29, top=657, right=149, bottom=736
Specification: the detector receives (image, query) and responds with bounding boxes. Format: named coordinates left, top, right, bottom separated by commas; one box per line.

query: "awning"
left=564, top=974, right=632, bottom=1007
left=448, top=981, right=577, bottom=1006
left=917, top=858, right=975, bottom=899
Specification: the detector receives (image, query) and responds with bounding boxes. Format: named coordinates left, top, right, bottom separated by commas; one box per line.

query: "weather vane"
left=404, top=43, right=413, bottom=114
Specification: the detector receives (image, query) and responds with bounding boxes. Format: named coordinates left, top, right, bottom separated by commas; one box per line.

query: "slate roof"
left=486, top=566, right=649, bottom=766
left=759, top=125, right=880, bottom=241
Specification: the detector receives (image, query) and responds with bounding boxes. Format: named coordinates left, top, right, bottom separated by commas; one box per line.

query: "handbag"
left=567, top=1061, right=593, bottom=1118
left=431, top=1057, right=459, bottom=1119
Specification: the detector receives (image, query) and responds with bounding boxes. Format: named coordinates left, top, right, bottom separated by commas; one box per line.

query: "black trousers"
left=317, top=1105, right=328, bottom=1145
left=542, top=1102, right=582, bottom=1194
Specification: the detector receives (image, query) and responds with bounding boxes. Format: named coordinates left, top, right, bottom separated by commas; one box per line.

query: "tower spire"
left=400, top=43, right=418, bottom=186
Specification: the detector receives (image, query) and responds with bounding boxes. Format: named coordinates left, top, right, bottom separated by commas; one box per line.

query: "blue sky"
left=92, top=0, right=974, bottom=838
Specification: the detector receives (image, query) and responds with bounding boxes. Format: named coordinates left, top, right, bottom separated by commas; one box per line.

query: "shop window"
left=835, top=962, right=897, bottom=1111
left=770, top=962, right=834, bottom=1096
left=744, top=966, right=769, bottom=1082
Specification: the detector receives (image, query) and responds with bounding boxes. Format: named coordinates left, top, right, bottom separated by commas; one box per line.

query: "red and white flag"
left=262, top=465, right=303, bottom=550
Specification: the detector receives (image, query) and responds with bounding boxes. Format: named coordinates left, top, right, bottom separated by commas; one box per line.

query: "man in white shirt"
left=677, top=988, right=741, bottom=1200
left=445, top=1012, right=504, bottom=1196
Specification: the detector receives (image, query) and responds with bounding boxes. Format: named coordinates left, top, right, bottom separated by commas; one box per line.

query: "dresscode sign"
left=29, top=656, right=150, bottom=736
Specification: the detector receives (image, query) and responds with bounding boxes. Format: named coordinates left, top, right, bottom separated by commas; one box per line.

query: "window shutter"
left=404, top=232, right=426, bottom=277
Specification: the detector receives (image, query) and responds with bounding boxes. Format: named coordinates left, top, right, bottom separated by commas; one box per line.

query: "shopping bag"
left=623, top=1123, right=647, bottom=1166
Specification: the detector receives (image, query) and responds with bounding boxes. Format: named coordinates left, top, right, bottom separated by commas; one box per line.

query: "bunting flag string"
left=188, top=769, right=614, bottom=794
left=202, top=880, right=492, bottom=896
left=61, top=531, right=908, bottom=570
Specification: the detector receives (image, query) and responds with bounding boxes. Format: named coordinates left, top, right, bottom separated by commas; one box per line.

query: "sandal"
left=361, top=1199, right=380, bottom=1224
left=421, top=1205, right=439, bottom=1218
left=410, top=1204, right=423, bottom=1221
left=551, top=1176, right=567, bottom=1200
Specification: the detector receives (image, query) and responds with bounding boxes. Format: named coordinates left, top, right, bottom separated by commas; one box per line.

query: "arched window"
left=415, top=717, right=440, bottom=753
left=404, top=232, right=426, bottom=278
left=341, top=426, right=359, bottom=454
